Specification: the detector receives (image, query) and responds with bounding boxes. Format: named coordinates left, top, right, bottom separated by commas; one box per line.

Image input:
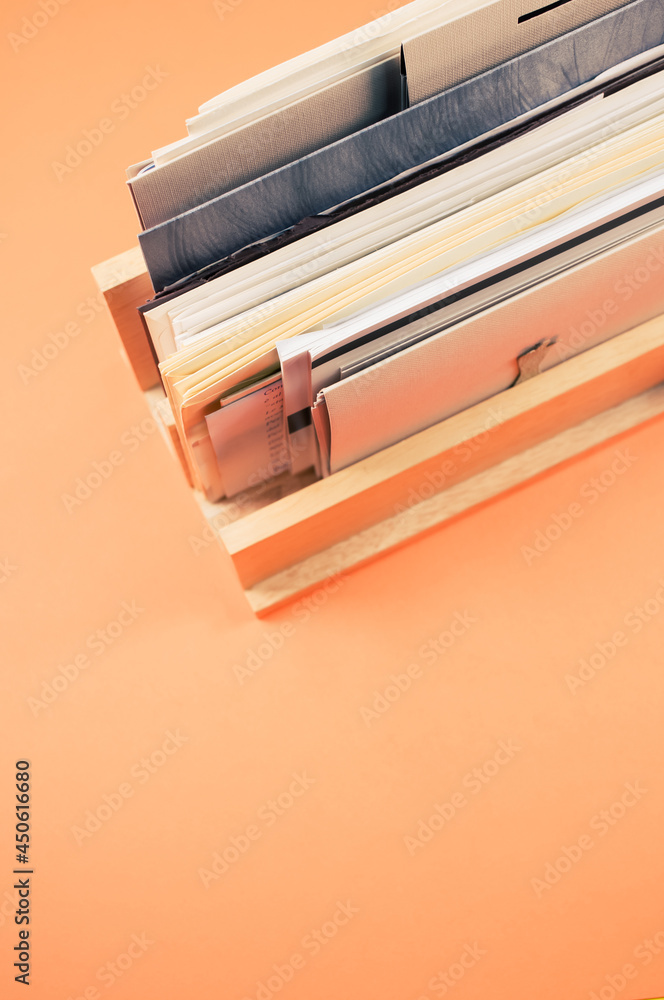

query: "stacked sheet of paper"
left=124, top=0, right=664, bottom=501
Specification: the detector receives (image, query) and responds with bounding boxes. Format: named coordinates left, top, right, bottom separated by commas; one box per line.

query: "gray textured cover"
left=403, top=0, right=631, bottom=104
left=139, top=0, right=664, bottom=291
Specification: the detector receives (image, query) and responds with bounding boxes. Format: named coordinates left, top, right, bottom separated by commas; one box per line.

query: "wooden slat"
left=245, top=383, right=664, bottom=615
left=145, top=387, right=194, bottom=488
left=91, top=247, right=158, bottom=391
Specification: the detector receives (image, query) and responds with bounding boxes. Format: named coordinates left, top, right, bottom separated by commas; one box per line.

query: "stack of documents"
left=126, top=0, right=664, bottom=501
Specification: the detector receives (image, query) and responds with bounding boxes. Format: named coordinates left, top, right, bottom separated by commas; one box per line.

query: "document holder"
left=92, top=249, right=664, bottom=615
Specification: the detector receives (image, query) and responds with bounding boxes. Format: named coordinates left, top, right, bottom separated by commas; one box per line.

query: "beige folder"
left=403, top=0, right=631, bottom=104
left=318, top=223, right=664, bottom=473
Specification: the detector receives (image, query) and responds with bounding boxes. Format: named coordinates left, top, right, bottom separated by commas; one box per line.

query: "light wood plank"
left=144, top=387, right=194, bottom=487
left=245, top=383, right=664, bottom=615
left=221, top=315, right=664, bottom=587
left=91, top=248, right=158, bottom=392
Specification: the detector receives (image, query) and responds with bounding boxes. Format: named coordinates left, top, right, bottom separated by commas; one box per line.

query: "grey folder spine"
left=139, top=0, right=664, bottom=292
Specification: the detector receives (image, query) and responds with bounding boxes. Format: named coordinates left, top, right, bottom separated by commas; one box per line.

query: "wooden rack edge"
left=242, top=384, right=664, bottom=615
left=93, top=248, right=664, bottom=614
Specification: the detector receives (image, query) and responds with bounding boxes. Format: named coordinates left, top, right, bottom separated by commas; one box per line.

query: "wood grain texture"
left=138, top=0, right=664, bottom=290
left=91, top=248, right=159, bottom=391
left=244, top=383, right=664, bottom=615
left=144, top=387, right=194, bottom=487
left=218, top=314, right=664, bottom=588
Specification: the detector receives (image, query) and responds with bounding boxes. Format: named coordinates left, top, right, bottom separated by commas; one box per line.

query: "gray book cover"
left=139, top=0, right=664, bottom=292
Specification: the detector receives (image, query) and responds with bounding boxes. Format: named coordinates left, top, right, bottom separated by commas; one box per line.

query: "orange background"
left=1, top=0, right=664, bottom=998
